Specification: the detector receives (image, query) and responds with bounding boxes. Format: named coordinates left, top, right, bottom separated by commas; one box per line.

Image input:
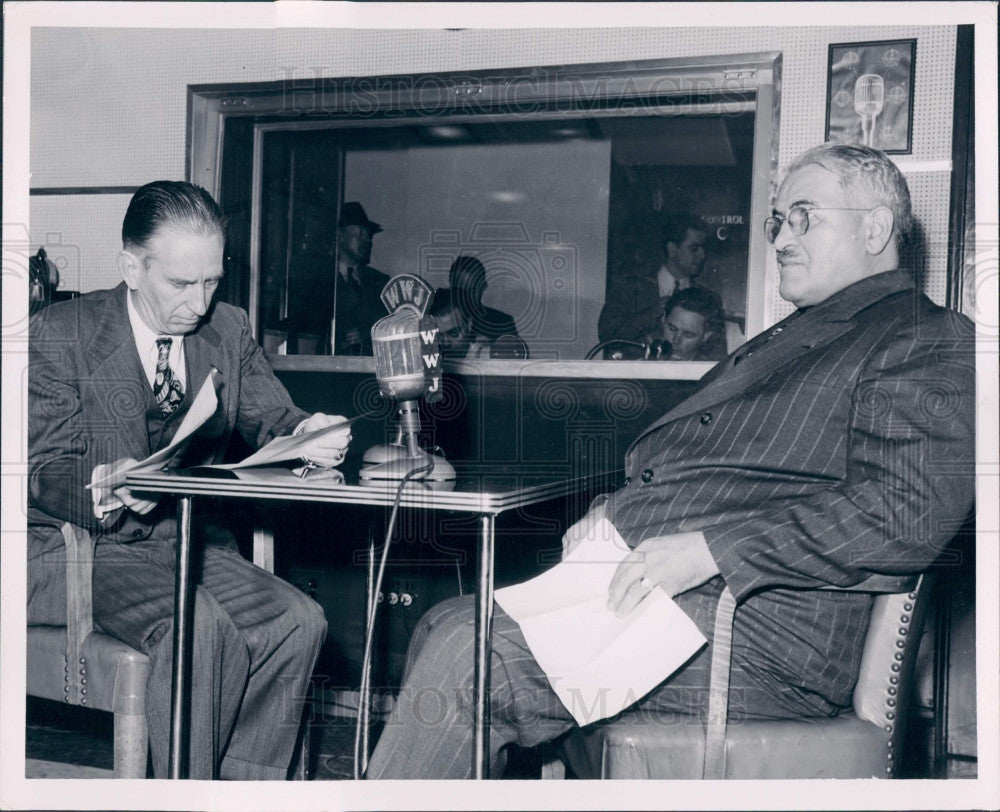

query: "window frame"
left=187, top=52, right=782, bottom=379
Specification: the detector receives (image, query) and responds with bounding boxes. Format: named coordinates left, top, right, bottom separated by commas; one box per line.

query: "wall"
left=30, top=25, right=958, bottom=322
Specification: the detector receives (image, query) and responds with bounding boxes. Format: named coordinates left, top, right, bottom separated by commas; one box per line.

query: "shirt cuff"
left=90, top=464, right=124, bottom=520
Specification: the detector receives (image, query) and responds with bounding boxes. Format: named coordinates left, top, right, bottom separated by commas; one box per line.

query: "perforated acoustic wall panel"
left=30, top=25, right=958, bottom=314
left=30, top=27, right=276, bottom=188
left=28, top=195, right=132, bottom=294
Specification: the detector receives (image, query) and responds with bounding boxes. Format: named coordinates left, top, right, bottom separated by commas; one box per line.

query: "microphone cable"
left=353, top=453, right=436, bottom=780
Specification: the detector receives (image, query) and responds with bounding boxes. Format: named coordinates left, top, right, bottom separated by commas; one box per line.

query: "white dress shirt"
left=126, top=291, right=187, bottom=391
left=657, top=266, right=690, bottom=299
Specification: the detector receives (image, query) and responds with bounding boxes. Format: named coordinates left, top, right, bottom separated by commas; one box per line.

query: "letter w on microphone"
left=419, top=315, right=442, bottom=400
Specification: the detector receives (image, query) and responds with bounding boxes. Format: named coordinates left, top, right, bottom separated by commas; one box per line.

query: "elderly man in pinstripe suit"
left=28, top=181, right=352, bottom=778
left=368, top=143, right=975, bottom=779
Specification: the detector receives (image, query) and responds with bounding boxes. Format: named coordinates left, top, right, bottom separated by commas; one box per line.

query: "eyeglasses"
left=764, top=206, right=871, bottom=244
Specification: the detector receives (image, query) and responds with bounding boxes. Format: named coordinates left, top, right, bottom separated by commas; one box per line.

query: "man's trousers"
left=367, top=589, right=838, bottom=779
left=87, top=536, right=327, bottom=779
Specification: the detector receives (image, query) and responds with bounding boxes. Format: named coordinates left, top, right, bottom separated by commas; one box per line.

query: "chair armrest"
left=703, top=586, right=737, bottom=779
left=61, top=523, right=96, bottom=680
left=819, top=574, right=920, bottom=594
left=701, top=573, right=926, bottom=779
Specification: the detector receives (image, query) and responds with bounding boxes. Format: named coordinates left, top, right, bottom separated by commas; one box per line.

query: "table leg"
left=168, top=496, right=194, bottom=779
left=358, top=524, right=377, bottom=778
left=252, top=521, right=275, bottom=573
left=473, top=513, right=496, bottom=779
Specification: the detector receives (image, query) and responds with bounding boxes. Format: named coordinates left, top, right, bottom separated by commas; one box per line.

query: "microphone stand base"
left=359, top=447, right=456, bottom=483
left=362, top=442, right=411, bottom=466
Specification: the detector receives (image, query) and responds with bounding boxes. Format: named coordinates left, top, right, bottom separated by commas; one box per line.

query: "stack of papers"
left=89, top=369, right=360, bottom=490
left=494, top=518, right=706, bottom=726
left=89, top=369, right=221, bottom=490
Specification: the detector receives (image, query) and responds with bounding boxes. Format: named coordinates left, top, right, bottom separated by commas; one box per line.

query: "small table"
left=127, top=463, right=615, bottom=779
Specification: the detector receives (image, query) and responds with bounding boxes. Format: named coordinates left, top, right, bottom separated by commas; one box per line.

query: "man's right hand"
left=560, top=499, right=609, bottom=559
left=92, top=458, right=160, bottom=516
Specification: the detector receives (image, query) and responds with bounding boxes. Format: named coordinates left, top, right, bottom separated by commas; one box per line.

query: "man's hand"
left=93, top=458, right=159, bottom=516
left=561, top=500, right=609, bottom=559
left=296, top=413, right=353, bottom=468
left=606, top=531, right=719, bottom=618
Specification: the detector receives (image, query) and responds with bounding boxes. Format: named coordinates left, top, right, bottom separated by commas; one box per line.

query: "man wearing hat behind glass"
left=329, top=202, right=391, bottom=355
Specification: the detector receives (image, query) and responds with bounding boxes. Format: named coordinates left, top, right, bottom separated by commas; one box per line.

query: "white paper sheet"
left=494, top=518, right=707, bottom=726
left=88, top=368, right=220, bottom=490
left=202, top=413, right=365, bottom=470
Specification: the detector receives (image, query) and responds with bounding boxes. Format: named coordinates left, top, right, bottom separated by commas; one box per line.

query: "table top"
left=126, top=460, right=619, bottom=514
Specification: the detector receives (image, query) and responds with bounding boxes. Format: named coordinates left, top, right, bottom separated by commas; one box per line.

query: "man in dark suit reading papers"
left=28, top=181, right=352, bottom=779
left=367, top=143, right=975, bottom=778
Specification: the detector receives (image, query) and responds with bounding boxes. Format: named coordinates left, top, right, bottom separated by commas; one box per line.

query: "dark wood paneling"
left=277, top=369, right=698, bottom=473
left=272, top=368, right=698, bottom=687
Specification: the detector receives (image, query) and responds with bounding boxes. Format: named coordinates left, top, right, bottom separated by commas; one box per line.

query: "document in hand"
left=494, top=518, right=707, bottom=726
left=198, top=413, right=365, bottom=471
left=88, top=368, right=220, bottom=490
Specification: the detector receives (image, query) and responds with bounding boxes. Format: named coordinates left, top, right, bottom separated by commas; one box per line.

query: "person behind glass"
left=365, top=143, right=974, bottom=779
left=331, top=201, right=390, bottom=355
left=27, top=181, right=353, bottom=779
left=430, top=288, right=527, bottom=360
left=429, top=288, right=483, bottom=360
left=448, top=255, right=519, bottom=344
left=659, top=286, right=727, bottom=362
left=598, top=214, right=710, bottom=344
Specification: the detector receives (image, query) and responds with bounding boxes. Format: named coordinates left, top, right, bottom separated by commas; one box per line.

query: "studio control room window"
left=192, top=53, right=780, bottom=368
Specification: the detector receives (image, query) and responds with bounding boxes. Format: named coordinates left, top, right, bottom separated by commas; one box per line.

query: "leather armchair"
left=546, top=574, right=932, bottom=780
left=27, top=523, right=151, bottom=778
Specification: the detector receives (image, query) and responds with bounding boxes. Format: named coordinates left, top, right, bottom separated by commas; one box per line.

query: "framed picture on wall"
left=825, top=39, right=916, bottom=154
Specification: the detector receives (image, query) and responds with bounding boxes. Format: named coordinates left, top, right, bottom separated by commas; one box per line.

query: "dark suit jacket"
left=28, top=283, right=309, bottom=621
left=609, top=270, right=975, bottom=714
left=597, top=268, right=663, bottom=344
left=331, top=264, right=391, bottom=354
left=467, top=304, right=519, bottom=343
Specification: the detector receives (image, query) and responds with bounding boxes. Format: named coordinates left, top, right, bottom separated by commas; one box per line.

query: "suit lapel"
left=630, top=271, right=915, bottom=447
left=84, top=286, right=227, bottom=462
left=632, top=322, right=846, bottom=444
left=84, top=284, right=152, bottom=462
left=183, top=315, right=225, bottom=403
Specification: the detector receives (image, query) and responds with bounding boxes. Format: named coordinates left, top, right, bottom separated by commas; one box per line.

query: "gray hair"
left=786, top=143, right=913, bottom=245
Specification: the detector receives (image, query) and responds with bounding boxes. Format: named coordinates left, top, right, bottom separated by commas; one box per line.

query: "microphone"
left=585, top=339, right=673, bottom=361
left=646, top=339, right=672, bottom=360
left=854, top=74, right=885, bottom=148
left=361, top=274, right=456, bottom=482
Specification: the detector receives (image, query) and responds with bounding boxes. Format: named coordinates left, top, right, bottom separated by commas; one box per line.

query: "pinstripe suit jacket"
left=27, top=283, right=310, bottom=621
left=608, top=270, right=975, bottom=713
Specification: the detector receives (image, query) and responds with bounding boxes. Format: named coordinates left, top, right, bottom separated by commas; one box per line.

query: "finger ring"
left=640, top=577, right=655, bottom=592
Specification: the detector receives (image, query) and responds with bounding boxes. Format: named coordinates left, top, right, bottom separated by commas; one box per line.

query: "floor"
left=26, top=698, right=974, bottom=781
left=24, top=697, right=541, bottom=780
left=25, top=697, right=369, bottom=780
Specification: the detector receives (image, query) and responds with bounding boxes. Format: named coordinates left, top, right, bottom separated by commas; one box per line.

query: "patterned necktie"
left=153, top=337, right=184, bottom=415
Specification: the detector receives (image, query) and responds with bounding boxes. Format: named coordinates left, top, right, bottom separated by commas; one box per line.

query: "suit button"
left=623, top=476, right=631, bottom=487
left=132, top=529, right=144, bottom=538
left=641, top=469, right=654, bottom=483
left=700, top=412, right=713, bottom=425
